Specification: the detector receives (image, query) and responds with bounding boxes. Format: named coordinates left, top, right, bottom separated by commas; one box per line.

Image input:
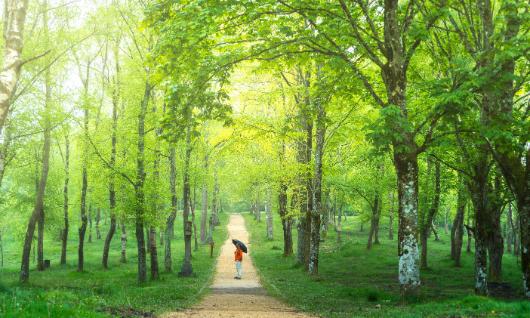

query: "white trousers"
left=235, top=261, right=242, bottom=278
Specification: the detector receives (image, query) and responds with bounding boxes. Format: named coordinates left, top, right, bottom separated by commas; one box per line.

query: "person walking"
left=234, top=245, right=243, bottom=279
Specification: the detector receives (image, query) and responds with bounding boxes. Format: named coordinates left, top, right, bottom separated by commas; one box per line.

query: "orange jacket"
left=234, top=248, right=243, bottom=261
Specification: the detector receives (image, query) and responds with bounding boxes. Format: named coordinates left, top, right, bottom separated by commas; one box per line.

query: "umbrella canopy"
left=232, top=239, right=248, bottom=253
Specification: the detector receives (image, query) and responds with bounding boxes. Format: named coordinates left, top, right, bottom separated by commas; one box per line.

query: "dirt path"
left=162, top=214, right=314, bottom=318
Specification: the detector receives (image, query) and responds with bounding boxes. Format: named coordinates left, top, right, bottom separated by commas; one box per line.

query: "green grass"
left=244, top=212, right=529, bottom=318
left=0, top=212, right=228, bottom=317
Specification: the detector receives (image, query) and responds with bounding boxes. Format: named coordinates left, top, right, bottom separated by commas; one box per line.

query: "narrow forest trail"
left=162, top=214, right=314, bottom=318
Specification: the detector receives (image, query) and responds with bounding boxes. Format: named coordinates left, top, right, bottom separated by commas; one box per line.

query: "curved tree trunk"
left=76, top=55, right=94, bottom=273
left=20, top=66, right=52, bottom=281
left=102, top=77, right=119, bottom=267
left=102, top=39, right=120, bottom=269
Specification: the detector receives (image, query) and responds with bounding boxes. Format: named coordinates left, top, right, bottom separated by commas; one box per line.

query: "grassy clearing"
left=0, top=212, right=227, bottom=317
left=244, top=212, right=529, bottom=318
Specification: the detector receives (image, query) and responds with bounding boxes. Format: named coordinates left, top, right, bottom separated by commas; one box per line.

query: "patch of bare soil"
left=161, top=214, right=314, bottom=318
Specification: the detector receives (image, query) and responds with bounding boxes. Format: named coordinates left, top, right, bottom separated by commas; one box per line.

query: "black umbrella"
left=232, top=239, right=248, bottom=253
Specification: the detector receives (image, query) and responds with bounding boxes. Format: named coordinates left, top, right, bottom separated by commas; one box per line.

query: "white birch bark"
left=0, top=0, right=29, bottom=130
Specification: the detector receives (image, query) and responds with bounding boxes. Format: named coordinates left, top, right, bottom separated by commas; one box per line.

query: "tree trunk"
left=506, top=203, right=513, bottom=254
left=179, top=124, right=193, bottom=277
left=469, top=159, right=491, bottom=296
left=488, top=185, right=503, bottom=283
left=374, top=197, right=381, bottom=244
left=518, top=199, right=530, bottom=298
left=279, top=182, right=292, bottom=256
left=148, top=227, right=159, bottom=280
left=96, top=208, right=101, bottom=240
left=201, top=153, right=208, bottom=243
left=309, top=90, right=325, bottom=276
left=266, top=190, right=273, bottom=240
left=294, top=67, right=312, bottom=269
left=146, top=230, right=150, bottom=255
left=0, top=231, right=3, bottom=267
left=212, top=168, right=220, bottom=226
left=321, top=193, right=330, bottom=239
left=36, top=12, right=54, bottom=272
left=389, top=192, right=394, bottom=240
left=120, top=221, right=127, bottom=263
left=394, top=150, right=421, bottom=294
left=420, top=159, right=441, bottom=269
left=296, top=122, right=312, bottom=269
left=466, top=203, right=472, bottom=253
left=303, top=121, right=313, bottom=270
left=474, top=1, right=528, bottom=297
left=0, top=0, right=29, bottom=131
left=77, top=57, right=93, bottom=273
left=367, top=189, right=381, bottom=250
left=77, top=180, right=87, bottom=271
left=467, top=154, right=503, bottom=294
left=278, top=140, right=292, bottom=256
left=20, top=73, right=52, bottom=281
left=88, top=205, right=93, bottom=243
left=37, top=209, right=44, bottom=271
left=134, top=81, right=151, bottom=283
left=165, top=146, right=177, bottom=272
left=149, top=114, right=162, bottom=279
left=254, top=195, right=261, bottom=223
left=337, top=203, right=343, bottom=243
left=191, top=187, right=199, bottom=251
left=432, top=221, right=440, bottom=241
left=444, top=207, right=450, bottom=235
left=102, top=60, right=118, bottom=267
left=451, top=175, right=466, bottom=267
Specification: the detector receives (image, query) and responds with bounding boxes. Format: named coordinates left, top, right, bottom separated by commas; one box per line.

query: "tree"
left=19, top=0, right=53, bottom=281
left=0, top=0, right=30, bottom=132
left=59, top=133, right=69, bottom=265
left=102, top=38, right=120, bottom=269
left=308, top=66, right=326, bottom=275
left=419, top=158, right=441, bottom=269
left=450, top=174, right=467, bottom=267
